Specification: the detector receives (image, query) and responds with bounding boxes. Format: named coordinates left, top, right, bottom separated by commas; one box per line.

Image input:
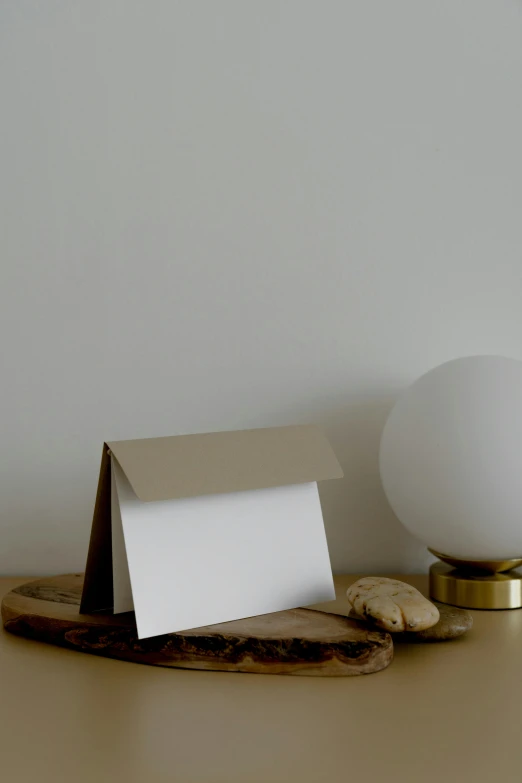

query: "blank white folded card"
left=81, top=425, right=343, bottom=639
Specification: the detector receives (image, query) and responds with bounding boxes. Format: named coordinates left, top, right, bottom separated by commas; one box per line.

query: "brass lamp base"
left=429, top=549, right=522, bottom=610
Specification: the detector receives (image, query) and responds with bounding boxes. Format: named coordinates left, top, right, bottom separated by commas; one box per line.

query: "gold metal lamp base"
left=429, top=549, right=522, bottom=610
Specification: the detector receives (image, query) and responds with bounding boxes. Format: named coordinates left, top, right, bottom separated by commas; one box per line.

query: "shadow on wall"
left=316, top=397, right=433, bottom=574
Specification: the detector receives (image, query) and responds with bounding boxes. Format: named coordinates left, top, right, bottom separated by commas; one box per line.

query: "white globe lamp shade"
left=379, top=356, right=522, bottom=561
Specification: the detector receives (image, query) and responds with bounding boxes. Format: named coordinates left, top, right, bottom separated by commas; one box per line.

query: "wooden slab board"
left=1, top=574, right=393, bottom=676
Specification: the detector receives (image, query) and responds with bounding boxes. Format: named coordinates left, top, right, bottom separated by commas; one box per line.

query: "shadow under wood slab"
left=1, top=574, right=393, bottom=676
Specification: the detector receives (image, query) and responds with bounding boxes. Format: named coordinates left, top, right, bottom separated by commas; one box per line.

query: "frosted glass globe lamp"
left=379, top=356, right=522, bottom=609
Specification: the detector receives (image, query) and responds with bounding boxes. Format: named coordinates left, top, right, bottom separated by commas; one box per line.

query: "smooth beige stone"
left=405, top=602, right=473, bottom=641
left=348, top=601, right=473, bottom=642
left=347, top=576, right=440, bottom=633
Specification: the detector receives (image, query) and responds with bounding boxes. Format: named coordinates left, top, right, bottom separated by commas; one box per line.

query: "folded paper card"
left=81, top=424, right=343, bottom=638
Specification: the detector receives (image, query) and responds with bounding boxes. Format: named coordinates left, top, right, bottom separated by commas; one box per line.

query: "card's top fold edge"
left=107, top=424, right=343, bottom=503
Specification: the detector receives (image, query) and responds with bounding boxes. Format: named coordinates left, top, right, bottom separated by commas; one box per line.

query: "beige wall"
left=2, top=1, right=522, bottom=575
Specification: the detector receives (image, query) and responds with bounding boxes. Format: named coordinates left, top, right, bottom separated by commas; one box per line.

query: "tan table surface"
left=1, top=573, right=521, bottom=783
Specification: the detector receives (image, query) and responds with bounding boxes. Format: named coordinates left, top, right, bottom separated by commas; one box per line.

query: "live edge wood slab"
left=1, top=574, right=393, bottom=676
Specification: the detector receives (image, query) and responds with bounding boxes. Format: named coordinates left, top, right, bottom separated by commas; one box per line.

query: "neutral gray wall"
left=2, top=1, right=522, bottom=575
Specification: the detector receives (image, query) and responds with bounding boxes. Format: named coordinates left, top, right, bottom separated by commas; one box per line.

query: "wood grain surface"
left=1, top=574, right=393, bottom=676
